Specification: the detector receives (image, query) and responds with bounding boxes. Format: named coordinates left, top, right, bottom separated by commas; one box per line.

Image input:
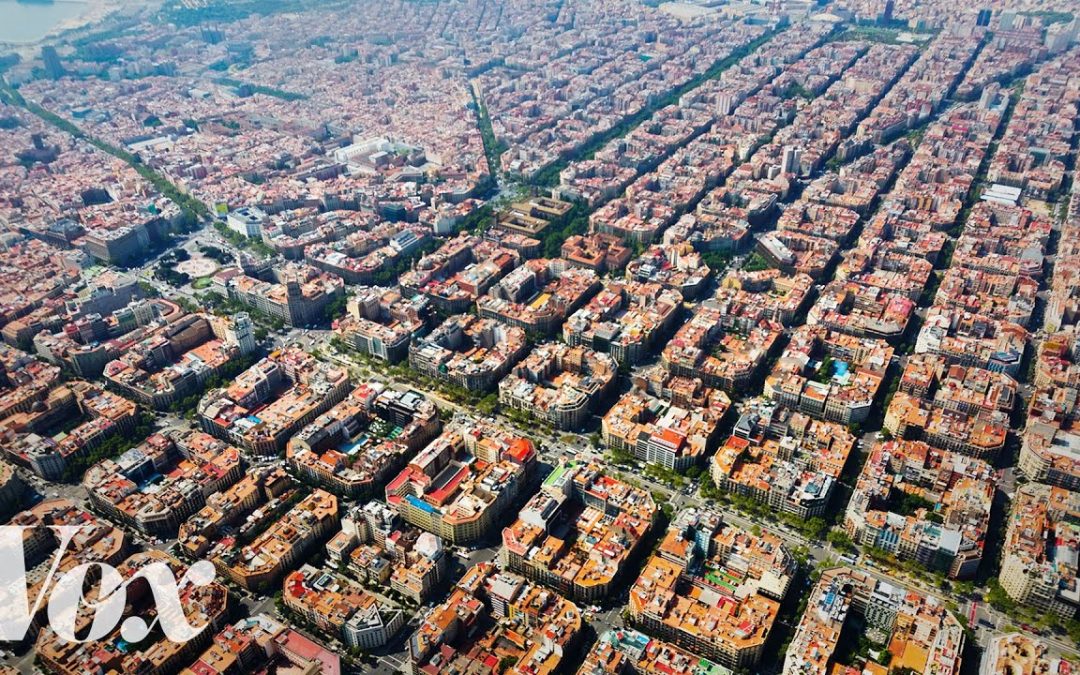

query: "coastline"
left=0, top=0, right=138, bottom=54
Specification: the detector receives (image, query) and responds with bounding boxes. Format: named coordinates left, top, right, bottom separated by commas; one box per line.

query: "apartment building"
left=198, top=347, right=351, bottom=455
left=286, top=383, right=441, bottom=498
left=180, top=615, right=291, bottom=675
left=409, top=314, right=527, bottom=392
left=84, top=430, right=245, bottom=536
left=998, top=484, right=1079, bottom=619
left=807, top=280, right=915, bottom=341
left=498, top=342, right=616, bottom=430
left=625, top=243, right=712, bottom=300
left=711, top=405, right=855, bottom=519
left=282, top=564, right=405, bottom=650
left=561, top=233, right=632, bottom=273
left=579, top=628, right=736, bottom=675
left=217, top=489, right=339, bottom=592
left=9, top=499, right=127, bottom=642
left=629, top=507, right=791, bottom=668
left=884, top=391, right=1007, bottom=461
left=385, top=422, right=536, bottom=543
left=400, top=234, right=520, bottom=314
left=900, top=353, right=1018, bottom=419
left=979, top=633, right=1071, bottom=675
left=626, top=516, right=786, bottom=665
left=103, top=313, right=256, bottom=409
left=406, top=562, right=581, bottom=675
left=35, top=551, right=229, bottom=675
left=663, top=300, right=782, bottom=392
left=477, top=258, right=601, bottom=336
left=603, top=378, right=731, bottom=472
left=2, top=379, right=139, bottom=480
left=1020, top=422, right=1080, bottom=491
left=177, top=467, right=294, bottom=559
left=503, top=460, right=657, bottom=602
left=222, top=263, right=344, bottom=328
left=563, top=280, right=683, bottom=366
left=334, top=287, right=430, bottom=362
left=915, top=306, right=1026, bottom=377
left=845, top=440, right=996, bottom=579
left=714, top=269, right=814, bottom=327
left=764, top=325, right=893, bottom=425
left=783, top=567, right=964, bottom=675
left=334, top=501, right=449, bottom=604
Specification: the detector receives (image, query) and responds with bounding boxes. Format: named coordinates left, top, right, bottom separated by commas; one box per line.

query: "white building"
left=226, top=206, right=267, bottom=238
left=343, top=602, right=406, bottom=650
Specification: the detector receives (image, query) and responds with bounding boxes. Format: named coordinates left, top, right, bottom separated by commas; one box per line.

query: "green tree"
left=743, top=252, right=772, bottom=272
left=827, top=529, right=855, bottom=553
left=323, top=293, right=349, bottom=324
left=477, top=394, right=499, bottom=416
left=985, top=579, right=1017, bottom=613
left=805, top=518, right=828, bottom=539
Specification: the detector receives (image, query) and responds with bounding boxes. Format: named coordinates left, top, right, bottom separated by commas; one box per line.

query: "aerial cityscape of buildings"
left=2, top=0, right=1080, bottom=674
